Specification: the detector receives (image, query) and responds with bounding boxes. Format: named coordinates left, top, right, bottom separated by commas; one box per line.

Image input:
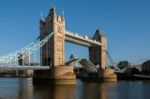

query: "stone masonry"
left=40, top=7, right=65, bottom=67
left=89, top=29, right=107, bottom=69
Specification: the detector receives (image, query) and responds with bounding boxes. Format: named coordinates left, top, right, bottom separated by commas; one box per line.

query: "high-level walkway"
left=65, top=31, right=101, bottom=47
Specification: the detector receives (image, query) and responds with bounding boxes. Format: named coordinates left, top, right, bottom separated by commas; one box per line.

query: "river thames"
left=0, top=78, right=150, bottom=99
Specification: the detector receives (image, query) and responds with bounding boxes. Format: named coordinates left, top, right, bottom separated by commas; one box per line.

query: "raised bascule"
left=33, top=6, right=117, bottom=84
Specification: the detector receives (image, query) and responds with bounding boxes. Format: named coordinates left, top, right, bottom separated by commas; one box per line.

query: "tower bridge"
left=0, top=6, right=117, bottom=84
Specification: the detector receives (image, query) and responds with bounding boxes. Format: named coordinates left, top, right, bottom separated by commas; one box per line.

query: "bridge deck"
left=0, top=66, right=50, bottom=70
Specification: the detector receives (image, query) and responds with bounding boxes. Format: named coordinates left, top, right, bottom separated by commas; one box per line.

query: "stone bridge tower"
left=33, top=6, right=76, bottom=85
left=89, top=30, right=116, bottom=80
left=89, top=29, right=107, bottom=69
left=40, top=7, right=65, bottom=67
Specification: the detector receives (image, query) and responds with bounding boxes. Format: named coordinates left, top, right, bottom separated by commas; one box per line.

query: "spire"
left=50, top=4, right=55, bottom=10
left=40, top=12, right=44, bottom=21
left=62, top=11, right=64, bottom=16
left=93, top=29, right=101, bottom=41
left=49, top=5, right=57, bottom=16
left=61, top=11, right=65, bottom=21
left=70, top=54, right=75, bottom=60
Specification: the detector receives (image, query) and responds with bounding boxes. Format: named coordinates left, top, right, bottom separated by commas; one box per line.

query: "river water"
left=0, top=78, right=150, bottom=99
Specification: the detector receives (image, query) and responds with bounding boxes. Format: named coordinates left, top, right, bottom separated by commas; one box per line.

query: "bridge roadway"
left=65, top=31, right=101, bottom=47
left=0, top=66, right=50, bottom=70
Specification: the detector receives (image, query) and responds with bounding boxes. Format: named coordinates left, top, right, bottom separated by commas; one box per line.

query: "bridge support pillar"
left=50, top=66, right=76, bottom=84
left=33, top=66, right=76, bottom=85
left=98, top=68, right=117, bottom=81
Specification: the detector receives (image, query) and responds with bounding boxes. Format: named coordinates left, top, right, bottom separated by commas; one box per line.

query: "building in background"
left=142, top=60, right=150, bottom=74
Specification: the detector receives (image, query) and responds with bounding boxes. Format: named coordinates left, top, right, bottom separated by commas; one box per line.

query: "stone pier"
left=33, top=66, right=76, bottom=85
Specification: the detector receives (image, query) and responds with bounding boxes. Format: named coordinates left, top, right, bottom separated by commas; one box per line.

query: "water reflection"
left=1, top=78, right=150, bottom=99
left=79, top=82, right=100, bottom=99
left=74, top=80, right=117, bottom=99
left=33, top=84, right=76, bottom=99
left=32, top=80, right=117, bottom=99
left=17, top=78, right=33, bottom=99
left=0, top=78, right=117, bottom=99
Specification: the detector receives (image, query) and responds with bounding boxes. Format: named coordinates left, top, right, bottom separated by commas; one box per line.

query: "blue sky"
left=0, top=0, right=150, bottom=64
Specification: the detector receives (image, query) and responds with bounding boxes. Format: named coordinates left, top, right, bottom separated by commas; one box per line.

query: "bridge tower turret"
left=89, top=29, right=107, bottom=69
left=40, top=6, right=65, bottom=67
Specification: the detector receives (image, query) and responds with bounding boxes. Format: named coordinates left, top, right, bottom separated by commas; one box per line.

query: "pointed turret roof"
left=48, top=5, right=57, bottom=16
left=70, top=54, right=75, bottom=60
left=93, top=29, right=101, bottom=41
